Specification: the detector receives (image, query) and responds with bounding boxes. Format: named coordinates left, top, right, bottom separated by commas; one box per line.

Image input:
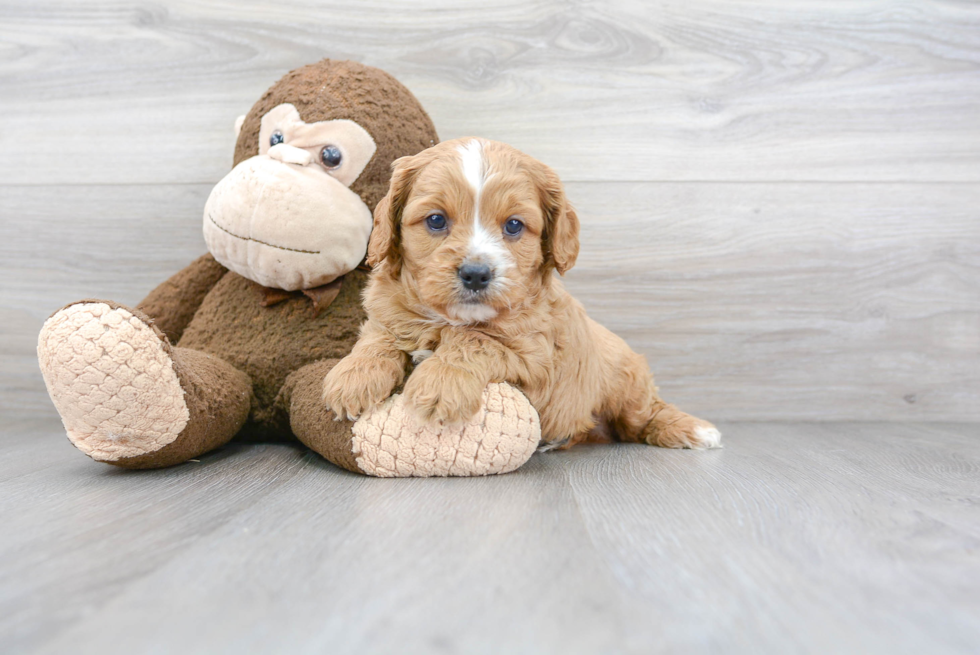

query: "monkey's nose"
left=458, top=263, right=493, bottom=291
left=268, top=143, right=312, bottom=166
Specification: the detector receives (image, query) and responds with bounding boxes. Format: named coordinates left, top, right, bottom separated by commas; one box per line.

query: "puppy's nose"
left=458, top=263, right=493, bottom=291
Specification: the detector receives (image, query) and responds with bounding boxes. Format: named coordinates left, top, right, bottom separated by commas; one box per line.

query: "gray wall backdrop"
left=2, top=0, right=978, bottom=422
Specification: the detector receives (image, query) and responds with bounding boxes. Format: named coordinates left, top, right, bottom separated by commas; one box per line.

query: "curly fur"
left=324, top=138, right=721, bottom=450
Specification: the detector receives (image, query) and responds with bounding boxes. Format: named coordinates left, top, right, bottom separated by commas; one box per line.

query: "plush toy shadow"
left=37, top=60, right=539, bottom=477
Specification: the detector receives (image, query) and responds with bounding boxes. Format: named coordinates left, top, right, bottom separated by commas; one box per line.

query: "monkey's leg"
left=278, top=359, right=363, bottom=473
left=281, top=359, right=540, bottom=477
left=38, top=301, right=251, bottom=468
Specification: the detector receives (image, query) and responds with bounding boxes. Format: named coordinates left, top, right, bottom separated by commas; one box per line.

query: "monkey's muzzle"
left=203, top=155, right=372, bottom=291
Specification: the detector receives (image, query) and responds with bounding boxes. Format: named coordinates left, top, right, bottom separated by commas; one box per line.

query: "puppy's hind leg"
left=611, top=352, right=722, bottom=450
left=640, top=402, right=722, bottom=450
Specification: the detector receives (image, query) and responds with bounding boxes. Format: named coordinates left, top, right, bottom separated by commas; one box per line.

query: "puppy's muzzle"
left=458, top=263, right=493, bottom=292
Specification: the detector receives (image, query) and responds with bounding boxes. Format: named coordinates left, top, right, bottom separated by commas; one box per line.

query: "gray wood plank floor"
left=2, top=419, right=978, bottom=654
left=3, top=3, right=979, bottom=653
left=5, top=182, right=976, bottom=421
left=3, top=0, right=979, bottom=422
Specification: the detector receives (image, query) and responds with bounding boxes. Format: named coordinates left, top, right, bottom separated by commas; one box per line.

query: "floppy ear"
left=367, top=153, right=426, bottom=273
left=537, top=166, right=580, bottom=275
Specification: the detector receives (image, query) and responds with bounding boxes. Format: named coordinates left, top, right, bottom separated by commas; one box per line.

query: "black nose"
left=458, top=263, right=493, bottom=291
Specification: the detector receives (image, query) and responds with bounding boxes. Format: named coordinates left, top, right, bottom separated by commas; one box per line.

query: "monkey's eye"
left=504, top=218, right=525, bottom=236
left=269, top=131, right=284, bottom=147
left=320, top=145, right=342, bottom=169
left=426, top=214, right=448, bottom=232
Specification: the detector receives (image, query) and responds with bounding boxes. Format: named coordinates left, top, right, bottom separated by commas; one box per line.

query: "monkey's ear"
left=367, top=152, right=428, bottom=274
left=234, top=115, right=246, bottom=138
left=537, top=166, right=580, bottom=275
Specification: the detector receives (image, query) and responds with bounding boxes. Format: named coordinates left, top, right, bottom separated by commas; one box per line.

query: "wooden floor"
left=3, top=0, right=979, bottom=423
left=3, top=2, right=979, bottom=653
left=2, top=418, right=978, bottom=654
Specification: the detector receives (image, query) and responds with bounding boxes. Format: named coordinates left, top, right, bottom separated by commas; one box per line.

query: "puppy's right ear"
left=367, top=152, right=428, bottom=275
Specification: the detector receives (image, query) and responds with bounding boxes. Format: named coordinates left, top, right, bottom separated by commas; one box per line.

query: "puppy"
left=323, top=138, right=721, bottom=450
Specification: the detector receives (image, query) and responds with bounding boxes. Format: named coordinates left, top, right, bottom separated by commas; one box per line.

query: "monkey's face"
left=203, top=103, right=378, bottom=291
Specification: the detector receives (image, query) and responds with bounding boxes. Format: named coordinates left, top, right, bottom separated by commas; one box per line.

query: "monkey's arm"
left=136, top=253, right=228, bottom=343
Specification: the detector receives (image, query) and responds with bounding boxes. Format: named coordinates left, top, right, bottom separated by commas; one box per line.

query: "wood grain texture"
left=0, top=0, right=978, bottom=185
left=3, top=4, right=979, bottom=654
left=4, top=182, right=978, bottom=420
left=2, top=3, right=979, bottom=418
left=1, top=418, right=978, bottom=653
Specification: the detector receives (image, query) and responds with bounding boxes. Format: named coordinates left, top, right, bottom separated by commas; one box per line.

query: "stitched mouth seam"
left=208, top=214, right=320, bottom=254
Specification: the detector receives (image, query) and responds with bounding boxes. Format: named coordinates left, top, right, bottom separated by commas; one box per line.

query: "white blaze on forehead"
left=457, top=139, right=486, bottom=203
left=456, top=139, right=512, bottom=274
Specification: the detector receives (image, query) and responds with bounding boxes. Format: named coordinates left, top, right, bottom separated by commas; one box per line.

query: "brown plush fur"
left=96, top=60, right=439, bottom=468
left=280, top=358, right=364, bottom=474
left=177, top=266, right=370, bottom=437
left=324, top=138, right=720, bottom=450
left=138, top=254, right=229, bottom=344
left=235, top=59, right=438, bottom=212
left=111, top=343, right=253, bottom=469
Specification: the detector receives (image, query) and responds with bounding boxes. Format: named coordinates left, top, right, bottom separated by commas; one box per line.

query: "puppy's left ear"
left=537, top=166, right=580, bottom=275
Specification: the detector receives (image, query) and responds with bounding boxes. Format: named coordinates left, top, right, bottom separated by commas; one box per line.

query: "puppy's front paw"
left=322, top=356, right=402, bottom=421
left=403, top=358, right=485, bottom=425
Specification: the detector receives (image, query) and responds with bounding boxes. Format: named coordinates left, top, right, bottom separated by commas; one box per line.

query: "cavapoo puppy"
left=323, top=137, right=721, bottom=450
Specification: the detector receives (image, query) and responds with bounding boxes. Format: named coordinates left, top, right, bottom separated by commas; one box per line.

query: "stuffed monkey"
left=37, top=60, right=539, bottom=476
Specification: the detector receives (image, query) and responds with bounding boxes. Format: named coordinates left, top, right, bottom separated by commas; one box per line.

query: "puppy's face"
left=368, top=138, right=580, bottom=324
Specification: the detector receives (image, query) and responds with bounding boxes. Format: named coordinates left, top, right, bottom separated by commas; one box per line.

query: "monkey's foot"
left=38, top=301, right=189, bottom=462
left=350, top=383, right=540, bottom=477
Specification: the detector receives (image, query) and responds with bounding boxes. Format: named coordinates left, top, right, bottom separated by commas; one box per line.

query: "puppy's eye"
left=426, top=214, right=448, bottom=232
left=320, top=145, right=342, bottom=169
left=504, top=218, right=524, bottom=237
left=269, top=131, right=284, bottom=147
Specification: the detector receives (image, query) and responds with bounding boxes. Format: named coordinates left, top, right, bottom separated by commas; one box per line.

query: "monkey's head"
left=203, top=60, right=439, bottom=291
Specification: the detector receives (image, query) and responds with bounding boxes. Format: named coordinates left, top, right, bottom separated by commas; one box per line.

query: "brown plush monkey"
left=37, top=60, right=539, bottom=476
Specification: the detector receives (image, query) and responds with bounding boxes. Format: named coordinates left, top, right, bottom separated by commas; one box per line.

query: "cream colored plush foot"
left=37, top=302, right=189, bottom=462
left=351, top=383, right=540, bottom=477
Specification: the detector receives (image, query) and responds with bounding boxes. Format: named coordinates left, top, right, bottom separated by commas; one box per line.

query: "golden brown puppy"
left=323, top=138, right=721, bottom=450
